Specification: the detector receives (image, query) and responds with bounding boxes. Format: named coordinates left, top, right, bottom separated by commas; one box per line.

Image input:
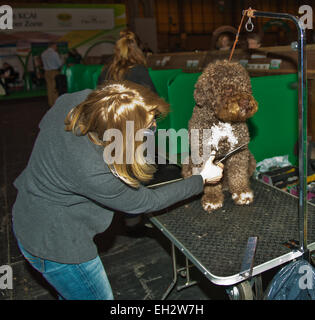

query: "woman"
left=98, top=30, right=156, bottom=92
left=216, top=33, right=232, bottom=51
left=12, top=80, right=223, bottom=300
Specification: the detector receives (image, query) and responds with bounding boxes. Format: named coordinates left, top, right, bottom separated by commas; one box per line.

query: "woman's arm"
left=78, top=170, right=203, bottom=214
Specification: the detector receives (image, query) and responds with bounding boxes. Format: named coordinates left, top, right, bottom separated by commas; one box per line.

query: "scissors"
left=214, top=143, right=248, bottom=164
left=147, top=143, right=248, bottom=189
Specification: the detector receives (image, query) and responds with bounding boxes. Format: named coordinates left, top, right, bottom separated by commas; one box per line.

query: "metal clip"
left=245, top=17, right=254, bottom=32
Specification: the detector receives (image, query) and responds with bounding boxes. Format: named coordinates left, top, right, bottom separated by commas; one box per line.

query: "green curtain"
left=62, top=64, right=103, bottom=93
left=159, top=71, right=299, bottom=165
left=249, top=73, right=299, bottom=164
left=62, top=65, right=300, bottom=165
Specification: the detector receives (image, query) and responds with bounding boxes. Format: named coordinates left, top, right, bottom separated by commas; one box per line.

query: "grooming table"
left=146, top=8, right=311, bottom=300
left=148, top=178, right=315, bottom=299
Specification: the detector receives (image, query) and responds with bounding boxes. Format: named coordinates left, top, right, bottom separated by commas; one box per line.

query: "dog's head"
left=194, top=60, right=258, bottom=122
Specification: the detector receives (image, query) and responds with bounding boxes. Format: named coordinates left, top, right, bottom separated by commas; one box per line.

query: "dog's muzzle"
left=217, top=93, right=258, bottom=122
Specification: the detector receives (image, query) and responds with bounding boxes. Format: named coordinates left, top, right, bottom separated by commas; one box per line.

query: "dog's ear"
left=194, top=80, right=212, bottom=108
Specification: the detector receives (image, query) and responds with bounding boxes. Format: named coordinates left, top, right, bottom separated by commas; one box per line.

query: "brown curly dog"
left=182, top=60, right=258, bottom=213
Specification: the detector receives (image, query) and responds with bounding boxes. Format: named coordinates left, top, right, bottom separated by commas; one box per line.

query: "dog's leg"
left=181, top=156, right=193, bottom=178
left=202, top=183, right=224, bottom=212
left=226, top=150, right=254, bottom=205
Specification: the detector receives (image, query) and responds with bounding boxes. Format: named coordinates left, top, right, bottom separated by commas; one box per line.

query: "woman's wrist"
left=199, top=163, right=224, bottom=184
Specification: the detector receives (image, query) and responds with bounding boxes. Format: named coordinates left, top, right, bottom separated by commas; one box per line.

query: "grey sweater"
left=12, top=89, right=203, bottom=264
left=97, top=64, right=156, bottom=93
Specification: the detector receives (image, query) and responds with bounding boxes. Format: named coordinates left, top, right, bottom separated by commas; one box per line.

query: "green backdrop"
left=148, top=68, right=182, bottom=131
left=151, top=70, right=299, bottom=165
left=62, top=64, right=103, bottom=93
left=249, top=73, right=299, bottom=165
left=62, top=64, right=300, bottom=165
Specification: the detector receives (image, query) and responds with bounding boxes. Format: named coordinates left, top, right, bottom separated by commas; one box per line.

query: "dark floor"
left=0, top=96, right=238, bottom=301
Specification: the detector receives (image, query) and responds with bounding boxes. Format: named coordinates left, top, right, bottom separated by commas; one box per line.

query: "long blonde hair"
left=105, top=30, right=147, bottom=80
left=65, top=80, right=169, bottom=188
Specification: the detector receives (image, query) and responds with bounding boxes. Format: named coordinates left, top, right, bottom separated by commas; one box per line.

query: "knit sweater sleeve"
left=77, top=169, right=203, bottom=214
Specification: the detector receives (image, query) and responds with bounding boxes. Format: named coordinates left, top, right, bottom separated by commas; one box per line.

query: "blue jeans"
left=17, top=241, right=114, bottom=300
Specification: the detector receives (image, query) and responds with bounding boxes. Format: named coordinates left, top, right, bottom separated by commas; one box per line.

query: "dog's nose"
left=239, top=98, right=246, bottom=107
left=240, top=97, right=257, bottom=113
left=239, top=98, right=251, bottom=112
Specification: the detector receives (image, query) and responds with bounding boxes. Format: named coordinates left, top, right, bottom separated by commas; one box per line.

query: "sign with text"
left=11, top=7, right=115, bottom=31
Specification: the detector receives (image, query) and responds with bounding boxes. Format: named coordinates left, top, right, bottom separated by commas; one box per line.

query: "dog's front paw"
left=202, top=199, right=223, bottom=213
left=232, top=191, right=254, bottom=205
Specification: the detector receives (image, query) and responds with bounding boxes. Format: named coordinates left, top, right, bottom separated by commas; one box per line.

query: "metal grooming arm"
left=244, top=10, right=308, bottom=255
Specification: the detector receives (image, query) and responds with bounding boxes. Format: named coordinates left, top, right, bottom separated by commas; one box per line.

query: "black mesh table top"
left=149, top=179, right=315, bottom=283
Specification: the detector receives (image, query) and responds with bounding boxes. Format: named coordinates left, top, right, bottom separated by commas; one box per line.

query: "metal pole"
left=244, top=10, right=308, bottom=253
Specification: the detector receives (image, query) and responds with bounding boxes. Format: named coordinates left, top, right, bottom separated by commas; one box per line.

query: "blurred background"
left=2, top=0, right=315, bottom=85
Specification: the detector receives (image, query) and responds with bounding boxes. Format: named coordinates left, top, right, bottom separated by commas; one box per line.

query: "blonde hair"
left=105, top=30, right=147, bottom=80
left=65, top=80, right=169, bottom=188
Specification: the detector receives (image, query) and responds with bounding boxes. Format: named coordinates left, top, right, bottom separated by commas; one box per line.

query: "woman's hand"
left=200, top=155, right=224, bottom=184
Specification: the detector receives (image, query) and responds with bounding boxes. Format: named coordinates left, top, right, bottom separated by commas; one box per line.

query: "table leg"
left=161, top=243, right=178, bottom=300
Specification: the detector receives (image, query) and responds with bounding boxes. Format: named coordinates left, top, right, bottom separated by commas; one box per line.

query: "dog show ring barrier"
left=147, top=9, right=313, bottom=300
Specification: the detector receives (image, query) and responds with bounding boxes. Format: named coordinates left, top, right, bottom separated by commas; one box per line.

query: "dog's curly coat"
left=182, top=60, right=258, bottom=212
